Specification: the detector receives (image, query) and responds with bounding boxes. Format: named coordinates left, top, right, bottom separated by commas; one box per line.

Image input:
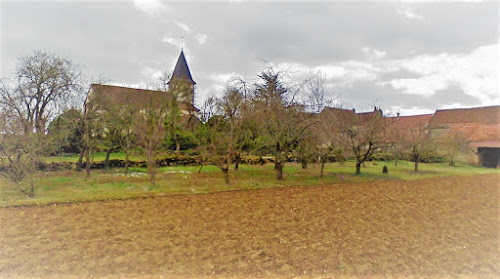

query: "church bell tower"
left=168, top=50, right=196, bottom=104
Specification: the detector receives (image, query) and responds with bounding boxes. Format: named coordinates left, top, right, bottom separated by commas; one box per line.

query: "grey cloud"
left=378, top=69, right=421, bottom=81
left=1, top=1, right=497, bottom=111
left=336, top=81, right=480, bottom=114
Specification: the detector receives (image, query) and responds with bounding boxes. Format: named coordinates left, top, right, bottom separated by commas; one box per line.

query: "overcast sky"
left=1, top=0, right=498, bottom=115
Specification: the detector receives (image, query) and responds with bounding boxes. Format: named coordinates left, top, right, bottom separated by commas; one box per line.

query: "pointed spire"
left=168, top=50, right=196, bottom=85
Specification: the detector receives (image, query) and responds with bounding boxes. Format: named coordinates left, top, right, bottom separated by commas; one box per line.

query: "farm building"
left=320, top=105, right=500, bottom=168
left=426, top=106, right=500, bottom=168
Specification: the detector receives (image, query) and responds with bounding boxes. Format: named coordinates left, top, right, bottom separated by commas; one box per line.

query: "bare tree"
left=82, top=91, right=98, bottom=177
left=397, top=119, right=433, bottom=172
left=92, top=90, right=126, bottom=170
left=121, top=98, right=140, bottom=175
left=156, top=70, right=171, bottom=92
left=197, top=114, right=233, bottom=184
left=249, top=69, right=314, bottom=180
left=0, top=50, right=83, bottom=193
left=305, top=73, right=332, bottom=113
left=439, top=129, right=469, bottom=166
left=0, top=50, right=83, bottom=134
left=340, top=107, right=388, bottom=175
left=196, top=96, right=232, bottom=183
left=0, top=106, right=40, bottom=197
left=218, top=87, right=248, bottom=169
left=133, top=93, right=168, bottom=186
left=302, top=74, right=343, bottom=177
left=314, top=108, right=347, bottom=177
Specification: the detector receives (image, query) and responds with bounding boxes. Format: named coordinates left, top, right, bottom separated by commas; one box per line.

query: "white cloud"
left=385, top=76, right=448, bottom=97
left=400, top=0, right=483, bottom=2
left=162, top=36, right=181, bottom=47
left=174, top=20, right=191, bottom=33
left=196, top=34, right=208, bottom=45
left=193, top=72, right=240, bottom=109
left=281, top=61, right=379, bottom=85
left=109, top=81, right=150, bottom=90
left=209, top=72, right=238, bottom=85
left=132, top=0, right=168, bottom=17
left=396, top=6, right=424, bottom=20
left=439, top=102, right=470, bottom=109
left=341, top=60, right=381, bottom=83
left=385, top=41, right=499, bottom=103
left=141, top=67, right=162, bottom=80
left=312, top=65, right=347, bottom=79
left=389, top=105, right=434, bottom=116
left=279, top=40, right=498, bottom=106
left=362, top=47, right=387, bottom=60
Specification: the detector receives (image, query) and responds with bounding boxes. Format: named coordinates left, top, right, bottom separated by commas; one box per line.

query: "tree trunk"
left=85, top=146, right=91, bottom=177
left=414, top=153, right=420, bottom=172
left=222, top=167, right=230, bottom=184
left=76, top=150, right=84, bottom=171
left=234, top=154, right=241, bottom=171
left=20, top=181, right=35, bottom=198
left=320, top=159, right=326, bottom=178
left=301, top=159, right=307, bottom=169
left=30, top=176, right=34, bottom=197
left=356, top=162, right=361, bottom=175
left=275, top=141, right=284, bottom=180
left=105, top=146, right=118, bottom=170
left=124, top=130, right=130, bottom=175
left=125, top=148, right=130, bottom=175
left=276, top=161, right=283, bottom=180
left=150, top=171, right=156, bottom=187
left=450, top=150, right=457, bottom=166
left=147, top=143, right=156, bottom=187
left=84, top=111, right=91, bottom=177
left=175, top=140, right=181, bottom=154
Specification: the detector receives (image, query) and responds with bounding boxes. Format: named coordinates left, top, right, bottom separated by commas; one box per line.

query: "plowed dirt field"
left=1, top=174, right=499, bottom=279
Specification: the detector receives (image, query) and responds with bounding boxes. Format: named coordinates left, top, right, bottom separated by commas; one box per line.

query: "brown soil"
left=1, top=174, right=499, bottom=279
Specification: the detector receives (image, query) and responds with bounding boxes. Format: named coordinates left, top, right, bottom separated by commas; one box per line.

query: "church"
left=88, top=50, right=200, bottom=128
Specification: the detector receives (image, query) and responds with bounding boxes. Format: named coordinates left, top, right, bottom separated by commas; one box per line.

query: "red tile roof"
left=428, top=105, right=500, bottom=127
left=426, top=106, right=500, bottom=148
left=441, top=123, right=500, bottom=144
left=385, top=114, right=434, bottom=142
left=320, top=107, right=382, bottom=122
left=89, top=84, right=198, bottom=112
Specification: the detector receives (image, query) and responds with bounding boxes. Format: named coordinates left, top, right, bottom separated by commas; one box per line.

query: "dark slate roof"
left=168, top=50, right=196, bottom=85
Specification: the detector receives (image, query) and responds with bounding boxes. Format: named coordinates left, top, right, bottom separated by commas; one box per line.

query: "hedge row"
left=33, top=155, right=280, bottom=172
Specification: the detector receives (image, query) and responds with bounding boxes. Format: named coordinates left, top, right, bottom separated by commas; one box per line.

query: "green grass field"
left=1, top=160, right=498, bottom=207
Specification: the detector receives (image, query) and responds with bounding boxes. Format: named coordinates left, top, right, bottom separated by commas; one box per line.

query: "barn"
left=426, top=106, right=500, bottom=168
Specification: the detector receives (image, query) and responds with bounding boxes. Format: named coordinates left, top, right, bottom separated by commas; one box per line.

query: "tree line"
left=0, top=50, right=469, bottom=197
